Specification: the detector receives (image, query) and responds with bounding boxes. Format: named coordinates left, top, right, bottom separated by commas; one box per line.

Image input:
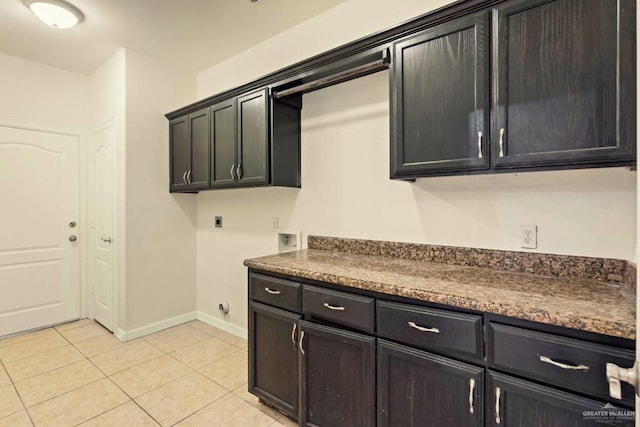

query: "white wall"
left=124, top=50, right=197, bottom=331
left=0, top=52, right=89, bottom=132
left=195, top=0, right=638, bottom=333
left=197, top=0, right=449, bottom=95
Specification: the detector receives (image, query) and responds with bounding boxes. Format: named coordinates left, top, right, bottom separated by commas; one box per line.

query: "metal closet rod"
left=272, top=49, right=390, bottom=99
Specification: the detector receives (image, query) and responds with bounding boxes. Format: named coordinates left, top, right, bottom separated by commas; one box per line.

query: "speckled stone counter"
left=244, top=239, right=636, bottom=340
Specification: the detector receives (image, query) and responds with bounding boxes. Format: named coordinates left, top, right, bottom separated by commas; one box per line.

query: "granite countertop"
left=244, top=246, right=636, bottom=340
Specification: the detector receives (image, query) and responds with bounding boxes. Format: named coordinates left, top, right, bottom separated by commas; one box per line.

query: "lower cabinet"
left=248, top=270, right=635, bottom=426
left=488, top=371, right=634, bottom=427
left=248, top=301, right=300, bottom=419
left=298, top=320, right=375, bottom=427
left=377, top=339, right=483, bottom=427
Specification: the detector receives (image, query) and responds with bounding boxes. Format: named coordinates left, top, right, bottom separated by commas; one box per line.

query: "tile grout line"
left=3, top=344, right=89, bottom=383
left=0, top=358, right=36, bottom=426
left=108, top=356, right=195, bottom=400
left=9, top=322, right=113, bottom=422
left=3, top=320, right=249, bottom=426
left=70, top=400, right=132, bottom=427
left=110, top=323, right=244, bottom=426
left=21, top=376, right=107, bottom=412
left=167, top=389, right=233, bottom=427
left=0, top=330, right=69, bottom=364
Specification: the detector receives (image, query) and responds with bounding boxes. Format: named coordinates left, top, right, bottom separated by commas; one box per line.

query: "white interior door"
left=0, top=126, right=80, bottom=337
left=91, top=124, right=115, bottom=331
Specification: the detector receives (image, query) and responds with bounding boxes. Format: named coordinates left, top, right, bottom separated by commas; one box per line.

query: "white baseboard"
left=196, top=311, right=248, bottom=340
left=114, top=311, right=198, bottom=341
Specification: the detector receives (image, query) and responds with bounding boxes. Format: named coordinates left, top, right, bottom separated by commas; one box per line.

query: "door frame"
left=0, top=119, right=92, bottom=326
left=87, top=119, right=119, bottom=332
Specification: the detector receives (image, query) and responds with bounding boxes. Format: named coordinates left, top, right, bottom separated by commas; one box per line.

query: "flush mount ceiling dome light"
left=23, top=0, right=84, bottom=29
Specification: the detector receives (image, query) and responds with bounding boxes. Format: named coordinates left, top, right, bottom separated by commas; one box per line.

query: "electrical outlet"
left=520, top=225, right=537, bottom=249
left=214, top=216, right=222, bottom=228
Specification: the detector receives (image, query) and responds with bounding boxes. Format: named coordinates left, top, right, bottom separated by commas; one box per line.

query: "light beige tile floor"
left=0, top=320, right=292, bottom=426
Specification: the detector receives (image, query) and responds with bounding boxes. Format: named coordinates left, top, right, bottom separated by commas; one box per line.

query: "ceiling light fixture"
left=22, top=0, right=85, bottom=29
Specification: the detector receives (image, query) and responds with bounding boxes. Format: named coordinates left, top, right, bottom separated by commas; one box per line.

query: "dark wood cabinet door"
left=492, top=0, right=636, bottom=169
left=391, top=13, right=490, bottom=177
left=210, top=99, right=237, bottom=188
left=377, top=340, right=483, bottom=427
left=188, top=108, right=210, bottom=190
left=237, top=88, right=269, bottom=187
left=299, top=320, right=375, bottom=427
left=249, top=301, right=300, bottom=420
left=169, top=115, right=189, bottom=192
left=487, top=371, right=634, bottom=427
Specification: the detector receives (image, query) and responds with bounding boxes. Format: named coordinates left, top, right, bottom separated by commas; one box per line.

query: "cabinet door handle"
left=477, top=131, right=483, bottom=159
left=469, top=378, right=475, bottom=414
left=291, top=323, right=297, bottom=347
left=606, top=361, right=639, bottom=400
left=264, top=287, right=281, bottom=295
left=237, top=163, right=242, bottom=179
left=323, top=302, right=346, bottom=311
left=230, top=164, right=236, bottom=180
left=182, top=171, right=187, bottom=184
left=495, top=387, right=501, bottom=424
left=498, top=128, right=505, bottom=157
left=407, top=321, right=440, bottom=334
left=187, top=170, right=192, bottom=184
left=539, top=355, right=589, bottom=371
left=299, top=330, right=305, bottom=355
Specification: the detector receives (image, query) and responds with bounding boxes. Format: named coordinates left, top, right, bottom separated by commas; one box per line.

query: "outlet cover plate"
left=215, top=216, right=222, bottom=228
left=520, top=225, right=537, bottom=249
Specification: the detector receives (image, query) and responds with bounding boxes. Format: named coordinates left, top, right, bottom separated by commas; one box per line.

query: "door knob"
left=68, top=235, right=78, bottom=242
left=100, top=237, right=112, bottom=244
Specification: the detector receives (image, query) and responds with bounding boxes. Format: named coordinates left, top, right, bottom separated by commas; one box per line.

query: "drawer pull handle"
left=291, top=323, right=297, bottom=347
left=264, top=287, right=281, bottom=295
left=468, top=378, right=475, bottom=414
left=495, top=387, right=501, bottom=424
left=299, top=330, right=305, bottom=355
left=539, top=355, right=589, bottom=371
left=408, top=321, right=440, bottom=334
left=323, top=302, right=346, bottom=311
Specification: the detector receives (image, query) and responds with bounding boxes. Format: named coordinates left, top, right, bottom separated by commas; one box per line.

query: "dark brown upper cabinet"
left=210, top=89, right=270, bottom=189
left=236, top=89, right=270, bottom=187
left=169, top=107, right=210, bottom=192
left=209, top=88, right=301, bottom=190
left=391, top=13, right=490, bottom=178
left=492, top=0, right=636, bottom=170
left=210, top=99, right=236, bottom=188
left=170, top=88, right=301, bottom=193
left=391, top=0, right=635, bottom=179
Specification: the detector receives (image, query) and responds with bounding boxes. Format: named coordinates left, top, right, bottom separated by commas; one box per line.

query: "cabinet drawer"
left=249, top=273, right=301, bottom=313
left=302, top=285, right=374, bottom=334
left=377, top=301, right=482, bottom=359
left=488, top=323, right=635, bottom=405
